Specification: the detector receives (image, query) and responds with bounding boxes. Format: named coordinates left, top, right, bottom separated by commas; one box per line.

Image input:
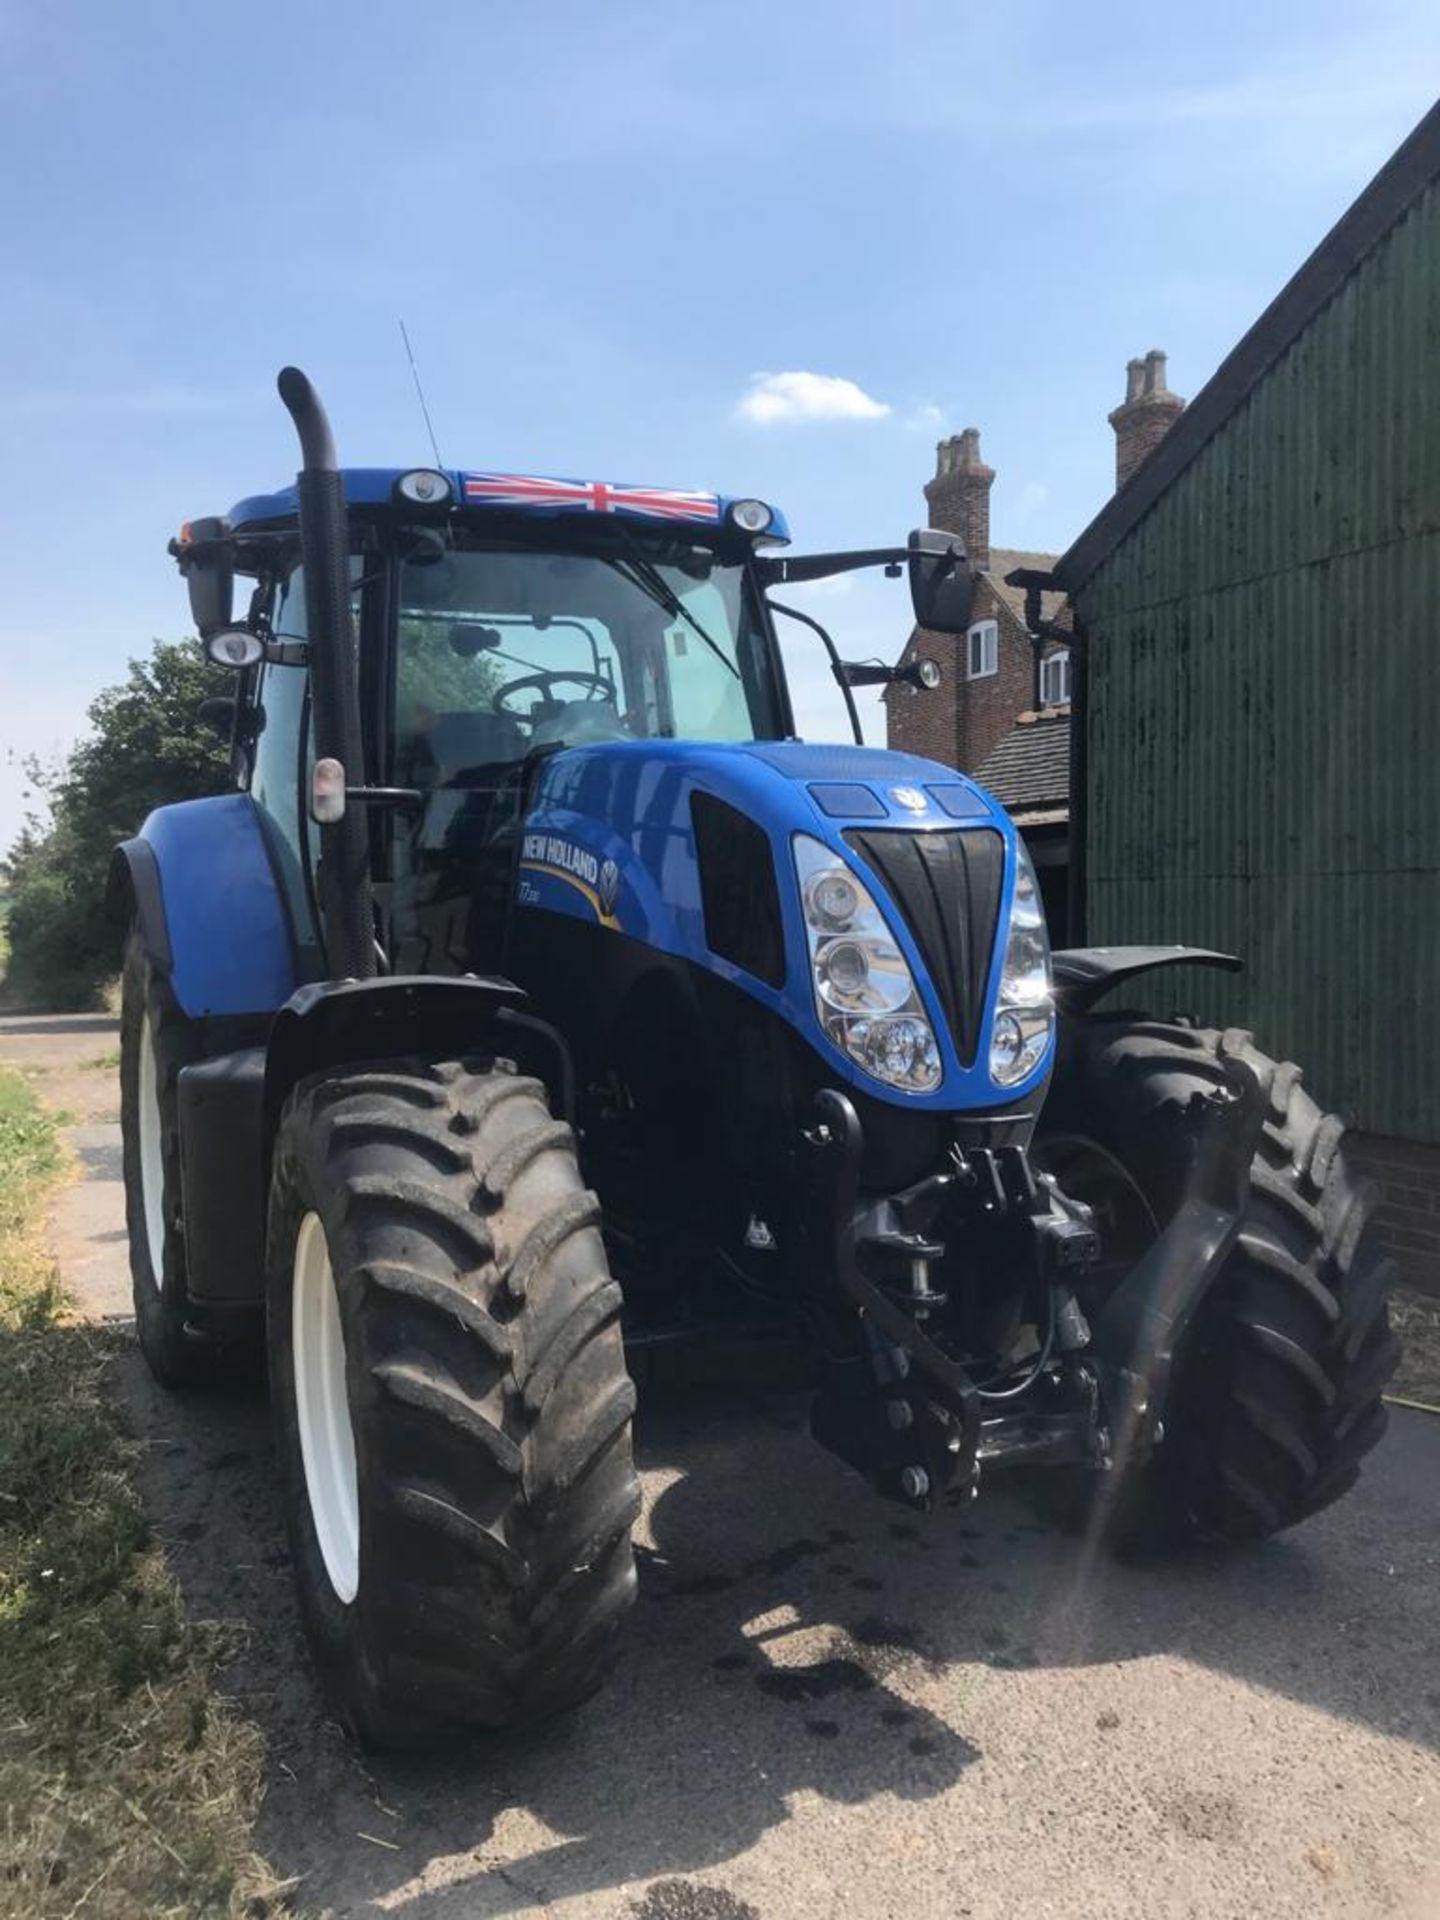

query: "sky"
left=2, top=1, right=1437, bottom=848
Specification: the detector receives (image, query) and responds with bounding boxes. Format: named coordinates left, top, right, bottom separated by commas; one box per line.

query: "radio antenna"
left=398, top=318, right=444, bottom=469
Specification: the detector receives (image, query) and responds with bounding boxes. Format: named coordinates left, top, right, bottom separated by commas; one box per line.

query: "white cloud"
left=1014, top=480, right=1049, bottom=525
left=905, top=401, right=945, bottom=432
left=736, top=370, right=890, bottom=427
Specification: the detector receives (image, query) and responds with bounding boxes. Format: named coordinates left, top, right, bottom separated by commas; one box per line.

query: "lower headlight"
left=988, top=841, right=1055, bottom=1087
left=794, top=836, right=942, bottom=1093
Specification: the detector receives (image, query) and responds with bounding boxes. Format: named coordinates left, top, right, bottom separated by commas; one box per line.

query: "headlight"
left=394, top=469, right=453, bottom=507
left=988, top=840, right=1054, bottom=1087
left=728, top=498, right=774, bottom=535
left=793, top=836, right=942, bottom=1093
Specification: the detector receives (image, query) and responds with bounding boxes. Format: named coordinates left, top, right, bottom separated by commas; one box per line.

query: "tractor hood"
left=519, top=739, right=1048, bottom=1112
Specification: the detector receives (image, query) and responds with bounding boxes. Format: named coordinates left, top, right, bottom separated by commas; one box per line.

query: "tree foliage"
left=2, top=642, right=231, bottom=1009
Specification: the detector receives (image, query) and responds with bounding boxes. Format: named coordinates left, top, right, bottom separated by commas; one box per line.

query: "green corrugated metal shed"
left=1055, top=103, right=1440, bottom=1144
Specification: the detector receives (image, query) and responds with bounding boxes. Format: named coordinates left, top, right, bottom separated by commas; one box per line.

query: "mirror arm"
left=756, top=547, right=910, bottom=588
left=836, top=661, right=893, bottom=688
left=769, top=600, right=863, bottom=746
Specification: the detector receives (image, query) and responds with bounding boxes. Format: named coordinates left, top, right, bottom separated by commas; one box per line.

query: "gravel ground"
left=11, top=1011, right=1440, bottom=1920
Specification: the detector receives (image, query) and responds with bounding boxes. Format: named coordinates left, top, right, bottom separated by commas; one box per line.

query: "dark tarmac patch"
left=849, top=1575, right=883, bottom=1593
left=880, top=1706, right=913, bottom=1728
left=804, top=1717, right=841, bottom=1739
left=908, top=1735, right=940, bottom=1757
left=755, top=1657, right=875, bottom=1704
left=743, top=1537, right=829, bottom=1579
left=665, top=1573, right=738, bottom=1599
left=712, top=1650, right=750, bottom=1673
left=632, top=1878, right=760, bottom=1920
left=851, top=1615, right=927, bottom=1656
left=206, top=1449, right=252, bottom=1471
left=888, top=1522, right=920, bottom=1542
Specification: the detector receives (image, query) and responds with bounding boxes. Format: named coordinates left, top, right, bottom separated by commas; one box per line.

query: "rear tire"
left=119, top=930, right=211, bottom=1386
left=1038, top=1018, right=1399, bottom=1550
left=266, top=1054, right=640, bottom=1746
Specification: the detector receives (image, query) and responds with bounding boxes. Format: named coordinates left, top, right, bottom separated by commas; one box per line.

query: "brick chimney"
left=924, top=426, right=993, bottom=568
left=1108, top=349, right=1185, bottom=489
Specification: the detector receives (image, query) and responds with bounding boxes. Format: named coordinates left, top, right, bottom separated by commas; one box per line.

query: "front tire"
left=266, top=1055, right=640, bottom=1746
left=1038, top=1019, right=1399, bottom=1550
left=120, top=930, right=210, bottom=1386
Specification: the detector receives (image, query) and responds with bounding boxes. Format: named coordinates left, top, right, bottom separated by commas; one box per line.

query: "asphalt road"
left=6, top=1011, right=1440, bottom=1920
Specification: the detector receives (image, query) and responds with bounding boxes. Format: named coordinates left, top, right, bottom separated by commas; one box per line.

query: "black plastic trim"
left=691, top=791, right=787, bottom=989
left=106, top=839, right=173, bottom=973
left=177, top=1048, right=267, bottom=1304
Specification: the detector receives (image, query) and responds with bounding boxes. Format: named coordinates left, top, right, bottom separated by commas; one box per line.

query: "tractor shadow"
left=116, top=1352, right=1440, bottom=1918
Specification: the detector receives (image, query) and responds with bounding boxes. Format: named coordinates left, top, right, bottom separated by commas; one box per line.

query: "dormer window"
left=966, top=619, right=998, bottom=679
left=1040, top=647, right=1071, bottom=706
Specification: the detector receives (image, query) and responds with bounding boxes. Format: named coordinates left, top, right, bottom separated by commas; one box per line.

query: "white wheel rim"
left=292, top=1211, right=360, bottom=1603
left=137, top=1011, right=167, bottom=1290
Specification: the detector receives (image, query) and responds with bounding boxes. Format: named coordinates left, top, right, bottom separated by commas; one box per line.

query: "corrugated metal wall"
left=1076, top=182, right=1440, bottom=1141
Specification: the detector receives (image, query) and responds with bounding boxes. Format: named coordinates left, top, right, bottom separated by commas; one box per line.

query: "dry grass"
left=0, top=1069, right=285, bottom=1917
left=1389, top=1286, right=1440, bottom=1411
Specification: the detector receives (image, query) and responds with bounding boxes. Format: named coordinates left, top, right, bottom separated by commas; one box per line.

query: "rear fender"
left=108, top=794, right=299, bottom=1019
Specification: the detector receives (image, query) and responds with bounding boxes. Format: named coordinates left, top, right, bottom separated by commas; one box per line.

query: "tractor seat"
left=529, top=699, right=627, bottom=751
left=427, top=709, right=526, bottom=781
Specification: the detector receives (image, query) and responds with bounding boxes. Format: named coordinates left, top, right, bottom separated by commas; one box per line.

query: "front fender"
left=261, top=973, right=535, bottom=1156
left=1053, top=945, right=1242, bottom=1016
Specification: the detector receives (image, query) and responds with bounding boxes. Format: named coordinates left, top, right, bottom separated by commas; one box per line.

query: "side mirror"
left=173, top=516, right=235, bottom=639
left=907, top=528, right=977, bottom=635
left=198, top=695, right=236, bottom=738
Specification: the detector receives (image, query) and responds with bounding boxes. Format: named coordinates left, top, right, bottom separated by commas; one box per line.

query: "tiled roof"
left=974, top=710, right=1071, bottom=817
left=987, top=548, right=1069, bottom=632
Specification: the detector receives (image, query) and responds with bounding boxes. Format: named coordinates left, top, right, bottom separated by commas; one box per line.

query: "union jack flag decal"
left=462, top=471, right=721, bottom=524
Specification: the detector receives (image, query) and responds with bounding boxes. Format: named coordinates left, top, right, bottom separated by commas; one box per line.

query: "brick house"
left=885, top=356, right=1188, bottom=933
left=883, top=426, right=1074, bottom=927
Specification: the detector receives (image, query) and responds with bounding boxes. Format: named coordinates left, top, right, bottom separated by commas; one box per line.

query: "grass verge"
left=0, top=1069, right=281, bottom=1917
left=1389, top=1286, right=1440, bottom=1411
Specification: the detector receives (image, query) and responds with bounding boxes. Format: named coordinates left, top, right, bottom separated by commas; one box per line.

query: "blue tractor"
left=113, top=371, right=1396, bottom=1745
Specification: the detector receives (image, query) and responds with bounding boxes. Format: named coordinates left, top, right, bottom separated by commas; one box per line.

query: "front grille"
left=692, top=792, right=786, bottom=988
left=844, top=828, right=1005, bottom=1064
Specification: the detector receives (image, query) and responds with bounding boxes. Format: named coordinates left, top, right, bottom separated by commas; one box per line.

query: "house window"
left=1040, top=648, right=1071, bottom=706
left=967, top=619, right=998, bottom=679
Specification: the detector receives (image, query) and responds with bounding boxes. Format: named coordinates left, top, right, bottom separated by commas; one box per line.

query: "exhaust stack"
left=276, top=367, right=376, bottom=982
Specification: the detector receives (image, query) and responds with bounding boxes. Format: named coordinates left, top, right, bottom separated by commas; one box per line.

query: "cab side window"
left=250, top=569, right=322, bottom=970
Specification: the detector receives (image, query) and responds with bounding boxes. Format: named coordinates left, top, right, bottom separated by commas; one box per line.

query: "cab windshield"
left=393, top=529, right=783, bottom=786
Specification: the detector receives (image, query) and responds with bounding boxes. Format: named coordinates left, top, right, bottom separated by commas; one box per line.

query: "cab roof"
left=226, top=467, right=790, bottom=543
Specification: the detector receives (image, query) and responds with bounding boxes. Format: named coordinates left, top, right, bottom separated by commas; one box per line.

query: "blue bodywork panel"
left=519, top=740, right=1048, bottom=1112
left=138, top=795, right=297, bottom=1018
left=226, top=468, right=790, bottom=545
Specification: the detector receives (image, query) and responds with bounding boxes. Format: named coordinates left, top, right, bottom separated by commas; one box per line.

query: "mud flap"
left=1087, top=1048, right=1269, bottom=1467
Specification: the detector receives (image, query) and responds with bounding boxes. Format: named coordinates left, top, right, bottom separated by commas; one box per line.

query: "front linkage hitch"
left=803, top=1056, right=1268, bottom=1514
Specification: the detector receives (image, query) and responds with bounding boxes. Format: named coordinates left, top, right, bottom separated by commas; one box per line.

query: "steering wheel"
left=492, top=670, right=614, bottom=719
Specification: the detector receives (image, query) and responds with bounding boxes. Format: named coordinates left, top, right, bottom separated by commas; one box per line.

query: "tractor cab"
left=183, top=462, right=971, bottom=988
